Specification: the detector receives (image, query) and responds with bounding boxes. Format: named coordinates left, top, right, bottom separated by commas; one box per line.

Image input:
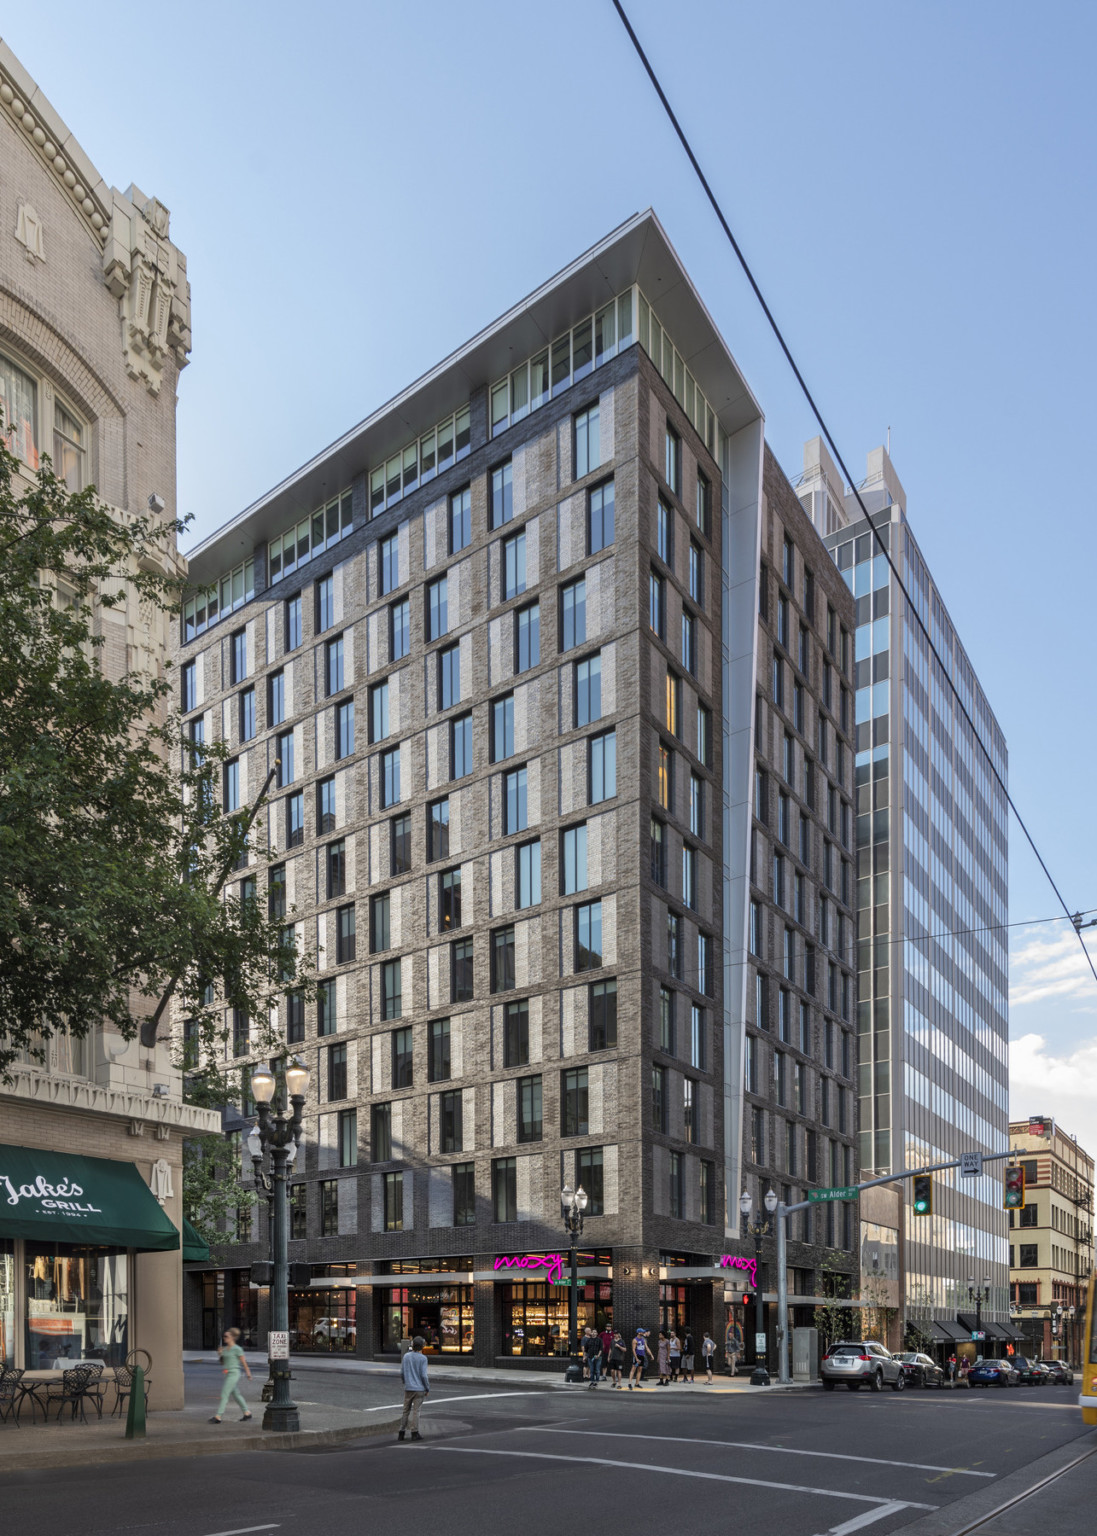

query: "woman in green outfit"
left=210, top=1327, right=253, bottom=1423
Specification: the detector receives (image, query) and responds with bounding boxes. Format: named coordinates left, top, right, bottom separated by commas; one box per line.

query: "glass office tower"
left=800, top=440, right=1009, bottom=1328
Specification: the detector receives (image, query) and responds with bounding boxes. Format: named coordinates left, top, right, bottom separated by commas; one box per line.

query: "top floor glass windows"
left=182, top=559, right=255, bottom=644
left=369, top=405, right=471, bottom=517
left=490, top=294, right=635, bottom=437
left=268, top=490, right=354, bottom=585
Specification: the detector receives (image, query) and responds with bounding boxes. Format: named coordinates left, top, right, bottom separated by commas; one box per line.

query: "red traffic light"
left=1003, top=1166, right=1025, bottom=1210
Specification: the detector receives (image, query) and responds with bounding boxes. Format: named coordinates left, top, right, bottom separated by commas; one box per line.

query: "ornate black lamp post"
left=966, top=1276, right=991, bottom=1340
left=560, top=1183, right=588, bottom=1371
left=248, top=1059, right=309, bottom=1432
left=740, top=1188, right=778, bottom=1369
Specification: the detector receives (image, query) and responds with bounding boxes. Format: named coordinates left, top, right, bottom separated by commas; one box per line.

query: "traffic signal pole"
left=774, top=1148, right=1022, bottom=1384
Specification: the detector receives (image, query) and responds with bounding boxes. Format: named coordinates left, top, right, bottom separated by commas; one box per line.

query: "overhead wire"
left=609, top=0, right=1097, bottom=992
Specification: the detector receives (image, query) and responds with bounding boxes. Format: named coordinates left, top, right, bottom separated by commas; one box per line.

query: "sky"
left=6, top=0, right=1096, bottom=1151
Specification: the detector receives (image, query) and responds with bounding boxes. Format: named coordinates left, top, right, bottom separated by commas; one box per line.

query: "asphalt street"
left=1, top=1365, right=1094, bottom=1536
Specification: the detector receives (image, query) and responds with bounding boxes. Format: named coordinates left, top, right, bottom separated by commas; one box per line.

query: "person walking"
left=600, top=1322, right=614, bottom=1377
left=656, top=1330, right=671, bottom=1386
left=608, top=1331, right=626, bottom=1388
left=681, top=1328, right=695, bottom=1383
left=726, top=1321, right=742, bottom=1378
left=701, top=1331, right=717, bottom=1384
left=668, top=1329, right=682, bottom=1382
left=628, top=1328, right=648, bottom=1389
left=582, top=1327, right=602, bottom=1388
left=209, top=1326, right=252, bottom=1423
left=397, top=1334, right=430, bottom=1440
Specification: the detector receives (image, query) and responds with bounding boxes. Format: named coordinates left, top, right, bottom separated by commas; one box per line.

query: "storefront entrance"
left=503, top=1280, right=613, bottom=1356
left=381, top=1286, right=474, bottom=1354
left=289, top=1283, right=356, bottom=1353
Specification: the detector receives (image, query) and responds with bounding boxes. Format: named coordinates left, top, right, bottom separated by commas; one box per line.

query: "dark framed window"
left=657, top=500, right=672, bottom=565
left=451, top=937, right=474, bottom=1003
left=327, top=1042, right=348, bottom=1101
left=369, top=681, right=390, bottom=743
left=697, top=704, right=712, bottom=767
left=664, top=427, right=680, bottom=496
left=667, top=911, right=681, bottom=978
left=383, top=1170, right=404, bottom=1232
left=453, top=1162, right=476, bottom=1226
left=223, top=759, right=240, bottom=813
left=232, top=1008, right=248, bottom=1057
left=370, top=891, right=390, bottom=952
left=561, top=1068, right=589, bottom=1136
left=450, top=712, right=473, bottom=778
left=317, top=979, right=336, bottom=1036
left=318, top=775, right=336, bottom=834
left=285, top=990, right=305, bottom=1044
left=428, top=1018, right=451, bottom=1083
left=316, top=575, right=335, bottom=634
left=589, top=979, right=617, bottom=1051
left=339, top=1109, right=358, bottom=1168
left=371, top=1102, right=392, bottom=1162
left=491, top=460, right=513, bottom=528
left=575, top=653, right=601, bottom=727
left=492, top=1157, right=517, bottom=1223
left=575, top=901, right=602, bottom=970
left=450, top=487, right=471, bottom=554
left=239, top=687, right=256, bottom=742
left=327, top=838, right=347, bottom=899
left=578, top=1148, right=604, bottom=1216
left=589, top=729, right=616, bottom=804
left=515, top=602, right=540, bottom=672
left=380, top=746, right=400, bottom=807
left=491, top=925, right=516, bottom=993
left=440, top=867, right=462, bottom=931
left=390, top=597, right=410, bottom=661
left=504, top=767, right=527, bottom=834
left=700, top=1160, right=715, bottom=1225
left=336, top=904, right=356, bottom=964
left=438, top=1090, right=462, bottom=1154
left=669, top=1151, right=683, bottom=1218
left=439, top=644, right=461, bottom=710
left=689, top=541, right=703, bottom=606
left=503, top=529, right=526, bottom=600
left=268, top=863, right=286, bottom=920
left=284, top=593, right=302, bottom=652
left=515, top=840, right=541, bottom=908
left=381, top=959, right=402, bottom=1020
left=391, top=812, right=412, bottom=874
left=181, top=660, right=197, bottom=714
left=326, top=636, right=344, bottom=696
left=560, top=577, right=586, bottom=651
left=695, top=470, right=709, bottom=536
left=575, top=402, right=600, bottom=478
left=650, top=816, right=666, bottom=886
left=427, top=575, right=448, bottom=642
left=391, top=1025, right=413, bottom=1088
left=275, top=729, right=294, bottom=788
left=517, top=1075, right=543, bottom=1143
left=588, top=480, right=614, bottom=554
left=336, top=699, right=355, bottom=759
left=268, top=669, right=285, bottom=727
left=652, top=1065, right=667, bottom=1132
left=503, top=999, right=529, bottom=1067
left=659, top=986, right=675, bottom=1053
left=428, top=797, right=450, bottom=861
left=561, top=823, right=587, bottom=895
left=491, top=694, right=514, bottom=762
left=649, top=569, right=665, bottom=637
left=289, top=1182, right=307, bottom=1238
left=379, top=533, right=399, bottom=595
left=231, top=628, right=247, bottom=685
left=1019, top=1245, right=1038, bottom=1268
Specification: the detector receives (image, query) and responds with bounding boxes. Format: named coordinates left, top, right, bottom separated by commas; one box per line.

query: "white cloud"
left=1009, top=927, right=1097, bottom=1014
left=1009, top=1032, right=1097, bottom=1161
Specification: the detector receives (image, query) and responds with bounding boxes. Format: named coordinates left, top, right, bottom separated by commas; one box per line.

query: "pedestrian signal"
left=1003, top=1165, right=1025, bottom=1209
left=912, top=1173, right=933, bottom=1216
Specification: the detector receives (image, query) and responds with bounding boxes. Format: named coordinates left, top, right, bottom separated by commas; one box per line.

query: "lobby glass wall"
left=381, top=1285, right=474, bottom=1354
left=503, top=1281, right=613, bottom=1356
left=290, top=1265, right=357, bottom=1353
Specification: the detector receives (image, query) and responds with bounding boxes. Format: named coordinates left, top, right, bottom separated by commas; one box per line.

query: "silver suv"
left=820, top=1341, right=905, bottom=1393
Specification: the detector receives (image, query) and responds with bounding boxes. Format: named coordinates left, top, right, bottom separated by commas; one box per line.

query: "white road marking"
left=525, top=1426, right=994, bottom=1477
left=817, top=1504, right=911, bottom=1536
left=414, top=1445, right=936, bottom=1509
left=201, top=1526, right=280, bottom=1536
left=423, top=1391, right=552, bottom=1407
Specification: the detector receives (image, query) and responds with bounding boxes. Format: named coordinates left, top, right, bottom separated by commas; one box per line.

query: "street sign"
left=808, top=1186, right=859, bottom=1203
left=755, top=1332, right=767, bottom=1352
left=960, top=1153, right=983, bottom=1178
left=971, top=1330, right=986, bottom=1342
left=268, top=1330, right=289, bottom=1359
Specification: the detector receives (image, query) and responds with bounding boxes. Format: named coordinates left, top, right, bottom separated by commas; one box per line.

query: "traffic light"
left=1003, top=1165, right=1025, bottom=1210
left=912, top=1173, right=933, bottom=1216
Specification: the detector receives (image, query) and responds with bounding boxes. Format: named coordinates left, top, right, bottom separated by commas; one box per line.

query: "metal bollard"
left=124, top=1365, right=147, bottom=1438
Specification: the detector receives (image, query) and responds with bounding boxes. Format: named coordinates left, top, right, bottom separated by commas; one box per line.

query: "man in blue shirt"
left=398, top=1335, right=430, bottom=1440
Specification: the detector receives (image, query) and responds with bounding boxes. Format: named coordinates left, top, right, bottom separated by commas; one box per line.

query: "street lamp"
left=250, top=1058, right=309, bottom=1432
left=560, top=1183, right=588, bottom=1370
left=966, top=1276, right=991, bottom=1340
left=740, top=1189, right=778, bottom=1370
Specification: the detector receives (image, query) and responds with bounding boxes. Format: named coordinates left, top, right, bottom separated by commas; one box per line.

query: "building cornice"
left=0, top=50, right=110, bottom=244
left=1, top=1065, right=221, bottom=1135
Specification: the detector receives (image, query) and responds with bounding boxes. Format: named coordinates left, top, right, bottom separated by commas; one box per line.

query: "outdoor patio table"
left=15, top=1370, right=63, bottom=1424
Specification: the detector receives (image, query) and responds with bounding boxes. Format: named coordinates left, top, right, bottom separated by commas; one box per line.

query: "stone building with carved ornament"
left=0, top=37, right=217, bottom=1409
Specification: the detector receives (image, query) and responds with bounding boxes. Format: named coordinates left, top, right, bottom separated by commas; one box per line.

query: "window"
left=53, top=398, right=85, bottom=490
left=370, top=891, right=390, bottom=952
left=371, top=1102, right=392, bottom=1162
left=689, top=773, right=704, bottom=838
left=493, top=1158, right=517, bottom=1222
left=652, top=1065, right=667, bottom=1132
left=749, top=900, right=762, bottom=957
left=327, top=838, right=347, bottom=899
left=666, top=669, right=681, bottom=736
left=751, top=1106, right=765, bottom=1163
left=516, top=602, right=540, bottom=672
left=369, top=681, right=390, bottom=744
left=384, top=1171, right=404, bottom=1232
left=689, top=541, right=703, bottom=605
left=658, top=742, right=673, bottom=810
left=681, top=611, right=696, bottom=675
left=577, top=1147, right=605, bottom=1216
left=683, top=1079, right=695, bottom=1143
left=390, top=597, right=410, bottom=660
left=562, top=1068, right=589, bottom=1136
left=649, top=569, right=665, bottom=637
left=447, top=1161, right=474, bottom=1226
left=1019, top=1203, right=1038, bottom=1229
left=389, top=812, right=411, bottom=876
left=317, top=978, right=336, bottom=1036
left=181, top=660, right=197, bottom=714
left=650, top=816, right=666, bottom=886
left=429, top=798, right=450, bottom=861
left=667, top=911, right=681, bottom=978
left=783, top=926, right=795, bottom=980
left=427, top=576, right=448, bottom=641
left=380, top=747, right=401, bottom=807
left=285, top=593, right=302, bottom=651
left=682, top=844, right=696, bottom=908
left=438, top=1090, right=463, bottom=1154
left=452, top=936, right=474, bottom=1002
left=491, top=925, right=516, bottom=993
left=238, top=686, right=256, bottom=742
left=327, top=1041, right=348, bottom=1101
left=1019, top=1245, right=1038, bottom=1268
left=319, top=1179, right=338, bottom=1236
left=562, top=823, right=588, bottom=895
left=503, top=529, right=526, bottom=600
left=659, top=986, right=676, bottom=1053
left=316, top=575, right=335, bottom=634
left=695, top=470, right=709, bottom=534
left=518, top=1076, right=543, bottom=1143
left=231, top=629, right=248, bottom=685
left=777, top=593, right=789, bottom=649
left=516, top=840, right=542, bottom=908
left=697, top=704, right=712, bottom=767
left=664, top=427, right=680, bottom=495
left=223, top=759, right=240, bottom=813
left=700, top=1160, right=715, bottom=1225
left=799, top=623, right=810, bottom=675
left=450, top=488, right=471, bottom=554
left=289, top=1182, right=307, bottom=1238
left=589, top=979, right=617, bottom=1050
left=339, top=1108, right=357, bottom=1168
left=439, top=867, right=462, bottom=931
left=232, top=1008, right=249, bottom=1056
left=450, top=712, right=473, bottom=778
left=588, top=480, right=614, bottom=553
left=492, top=694, right=515, bottom=761
left=575, top=901, right=603, bottom=970
left=491, top=460, right=513, bottom=528
left=575, top=653, right=602, bottom=727
left=794, top=681, right=805, bottom=733
left=504, top=767, right=528, bottom=835
left=589, top=729, right=616, bottom=803
left=285, top=990, right=305, bottom=1044
left=439, top=643, right=461, bottom=710
left=391, top=1025, right=413, bottom=1088
left=269, top=670, right=285, bottom=727
left=336, top=699, right=355, bottom=759
left=575, top=402, right=600, bottom=478
left=504, top=998, right=530, bottom=1067
left=773, top=655, right=784, bottom=709
left=560, top=577, right=586, bottom=651
left=275, top=730, right=294, bottom=787
left=326, top=636, right=344, bottom=696
left=286, top=790, right=304, bottom=848
left=782, top=535, right=794, bottom=587
left=380, top=533, right=400, bottom=594
left=318, top=775, right=336, bottom=835
left=336, top=904, right=356, bottom=964
left=381, top=959, right=402, bottom=1021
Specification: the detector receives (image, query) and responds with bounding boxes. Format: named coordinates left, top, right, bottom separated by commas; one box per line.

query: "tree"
left=814, top=1255, right=853, bottom=1349
left=0, top=436, right=315, bottom=1095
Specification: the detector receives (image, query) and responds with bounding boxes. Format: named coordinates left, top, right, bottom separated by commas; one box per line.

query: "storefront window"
left=1, top=1239, right=13, bottom=1368
left=24, top=1244, right=128, bottom=1369
left=659, top=1282, right=690, bottom=1336
left=381, top=1285, right=474, bottom=1354
left=504, top=1281, right=613, bottom=1356
left=0, top=352, right=38, bottom=468
left=290, top=1266, right=357, bottom=1352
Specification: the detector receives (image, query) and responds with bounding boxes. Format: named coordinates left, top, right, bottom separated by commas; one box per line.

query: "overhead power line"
left=609, top=0, right=1097, bottom=993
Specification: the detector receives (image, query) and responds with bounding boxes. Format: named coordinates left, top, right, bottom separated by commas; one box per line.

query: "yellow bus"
left=1082, top=1272, right=1097, bottom=1426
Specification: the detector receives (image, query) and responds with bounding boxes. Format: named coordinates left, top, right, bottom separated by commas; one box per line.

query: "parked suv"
left=820, top=1341, right=905, bottom=1392
left=1036, top=1360, right=1074, bottom=1385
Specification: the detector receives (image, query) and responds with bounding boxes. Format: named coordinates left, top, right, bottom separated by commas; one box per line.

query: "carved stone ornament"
left=15, top=201, right=44, bottom=262
left=102, top=185, right=191, bottom=396
left=150, top=1156, right=174, bottom=1205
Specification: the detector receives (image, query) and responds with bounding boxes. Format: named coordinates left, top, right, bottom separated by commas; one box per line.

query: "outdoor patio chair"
left=72, top=1360, right=107, bottom=1420
left=113, top=1364, right=151, bottom=1419
left=0, top=1365, right=24, bottom=1425
left=43, top=1366, right=95, bottom=1424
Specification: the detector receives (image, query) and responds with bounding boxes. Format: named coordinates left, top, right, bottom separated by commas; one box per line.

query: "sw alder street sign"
left=808, top=1186, right=859, bottom=1203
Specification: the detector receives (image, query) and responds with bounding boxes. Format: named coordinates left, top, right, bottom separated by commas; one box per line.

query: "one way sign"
left=960, top=1152, right=983, bottom=1178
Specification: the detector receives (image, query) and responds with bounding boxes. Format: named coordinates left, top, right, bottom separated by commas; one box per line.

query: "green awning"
left=0, top=1144, right=180, bottom=1251
left=182, top=1216, right=211, bottom=1263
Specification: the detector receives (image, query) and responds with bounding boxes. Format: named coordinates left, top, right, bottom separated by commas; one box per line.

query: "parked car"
left=969, top=1358, right=1019, bottom=1387
left=1036, top=1359, right=1074, bottom=1385
left=1011, top=1356, right=1050, bottom=1386
left=895, top=1351, right=945, bottom=1388
left=820, top=1341, right=906, bottom=1392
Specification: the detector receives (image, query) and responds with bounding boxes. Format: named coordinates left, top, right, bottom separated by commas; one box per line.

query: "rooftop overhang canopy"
left=0, top=1145, right=179, bottom=1251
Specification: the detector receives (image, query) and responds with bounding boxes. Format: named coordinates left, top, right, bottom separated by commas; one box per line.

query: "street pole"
left=776, top=1203, right=789, bottom=1383
left=560, top=1183, right=587, bottom=1374
left=569, top=1232, right=578, bottom=1361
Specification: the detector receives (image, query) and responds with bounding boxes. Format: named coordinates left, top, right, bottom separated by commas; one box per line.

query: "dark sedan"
left=895, top=1352, right=945, bottom=1387
left=1036, top=1359, right=1074, bottom=1385
left=969, top=1359, right=1019, bottom=1387
left=1011, top=1356, right=1050, bottom=1386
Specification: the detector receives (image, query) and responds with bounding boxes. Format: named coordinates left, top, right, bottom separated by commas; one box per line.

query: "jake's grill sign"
left=0, top=1173, right=103, bottom=1218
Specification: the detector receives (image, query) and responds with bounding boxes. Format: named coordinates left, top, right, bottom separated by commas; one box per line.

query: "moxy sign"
left=717, top=1255, right=757, bottom=1290
left=0, top=1173, right=102, bottom=1215
left=493, top=1252, right=584, bottom=1286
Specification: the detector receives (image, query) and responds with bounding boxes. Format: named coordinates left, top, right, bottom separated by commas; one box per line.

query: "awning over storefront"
left=0, top=1144, right=179, bottom=1251
left=1000, top=1322, right=1026, bottom=1342
left=956, top=1313, right=1009, bottom=1341
left=182, top=1217, right=211, bottom=1263
left=924, top=1320, right=966, bottom=1343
